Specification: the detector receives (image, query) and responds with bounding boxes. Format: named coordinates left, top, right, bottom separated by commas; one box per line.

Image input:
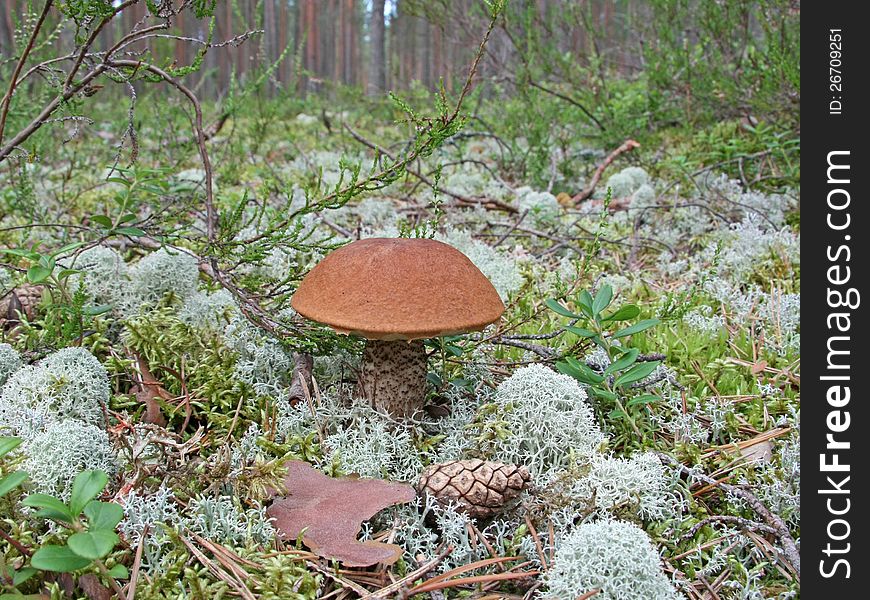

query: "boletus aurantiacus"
left=291, top=238, right=504, bottom=417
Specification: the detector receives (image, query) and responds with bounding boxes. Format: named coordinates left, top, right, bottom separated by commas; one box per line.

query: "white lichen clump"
left=605, top=166, right=650, bottom=198
left=66, top=245, right=132, bottom=311
left=177, top=289, right=238, bottom=333
left=0, top=343, right=22, bottom=386
left=130, top=248, right=200, bottom=306
left=545, top=520, right=683, bottom=600
left=119, top=486, right=181, bottom=569
left=186, top=495, right=275, bottom=547
left=476, top=364, right=605, bottom=485
left=0, top=267, right=13, bottom=295
left=514, top=186, right=561, bottom=223
left=578, top=452, right=681, bottom=520
left=682, top=306, right=726, bottom=339
left=387, top=494, right=515, bottom=573
left=222, top=314, right=294, bottom=396
left=324, top=408, right=424, bottom=482
left=0, top=347, right=110, bottom=435
left=22, top=420, right=116, bottom=501
left=0, top=347, right=115, bottom=499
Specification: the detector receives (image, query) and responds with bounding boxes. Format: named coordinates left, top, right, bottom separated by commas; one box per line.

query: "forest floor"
left=0, top=90, right=800, bottom=599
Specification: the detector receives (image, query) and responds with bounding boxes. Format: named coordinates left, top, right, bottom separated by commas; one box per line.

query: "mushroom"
left=291, top=237, right=504, bottom=417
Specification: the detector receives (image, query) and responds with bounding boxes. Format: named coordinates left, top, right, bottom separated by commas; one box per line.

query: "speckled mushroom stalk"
left=357, top=340, right=427, bottom=417
left=291, top=238, right=505, bottom=420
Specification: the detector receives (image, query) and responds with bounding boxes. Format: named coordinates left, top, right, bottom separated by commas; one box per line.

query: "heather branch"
left=108, top=59, right=216, bottom=243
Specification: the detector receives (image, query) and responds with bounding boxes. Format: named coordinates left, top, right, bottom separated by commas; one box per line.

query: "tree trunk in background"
left=352, top=0, right=361, bottom=87
left=305, top=0, right=317, bottom=85
left=368, top=0, right=386, bottom=94
left=278, top=0, right=289, bottom=84
left=343, top=0, right=353, bottom=84
left=0, top=0, right=650, bottom=97
left=0, top=3, right=11, bottom=57
left=264, top=0, right=276, bottom=91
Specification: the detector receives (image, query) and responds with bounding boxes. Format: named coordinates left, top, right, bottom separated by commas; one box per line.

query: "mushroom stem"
left=358, top=340, right=428, bottom=418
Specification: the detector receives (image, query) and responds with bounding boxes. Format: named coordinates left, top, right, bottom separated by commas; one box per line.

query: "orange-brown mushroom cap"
left=291, top=238, right=505, bottom=340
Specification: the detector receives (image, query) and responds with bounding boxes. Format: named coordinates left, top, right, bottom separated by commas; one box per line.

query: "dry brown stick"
left=366, top=546, right=453, bottom=599
left=124, top=528, right=146, bottom=600
left=680, top=515, right=778, bottom=541
left=0, top=63, right=108, bottom=161
left=571, top=139, right=641, bottom=204
left=0, top=527, right=31, bottom=557
left=178, top=532, right=256, bottom=600
left=305, top=560, right=371, bottom=598
left=286, top=353, right=314, bottom=404
left=659, top=453, right=800, bottom=576
left=523, top=515, right=549, bottom=572
left=172, top=112, right=231, bottom=145
left=0, top=0, right=54, bottom=146
left=62, top=0, right=138, bottom=91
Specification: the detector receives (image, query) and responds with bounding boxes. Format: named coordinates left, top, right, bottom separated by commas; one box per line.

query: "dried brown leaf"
left=131, top=351, right=170, bottom=426
left=266, top=461, right=416, bottom=567
left=77, top=573, right=112, bottom=600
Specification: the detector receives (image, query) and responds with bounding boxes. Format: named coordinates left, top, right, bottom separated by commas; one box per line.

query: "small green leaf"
left=0, top=436, right=22, bottom=458
left=612, top=318, right=661, bottom=339
left=84, top=501, right=124, bottom=530
left=614, top=361, right=661, bottom=388
left=140, top=184, right=167, bottom=195
left=578, top=290, right=594, bottom=316
left=592, top=387, right=618, bottom=401
left=118, top=213, right=138, bottom=224
left=545, top=298, right=581, bottom=319
left=445, top=344, right=463, bottom=357
left=67, top=530, right=119, bottom=560
left=556, top=358, right=605, bottom=385
left=37, top=254, right=55, bottom=271
left=608, top=408, right=626, bottom=419
left=0, top=471, right=27, bottom=497
left=11, top=565, right=38, bottom=586
left=604, top=348, right=640, bottom=375
left=627, top=394, right=661, bottom=408
left=565, top=325, right=597, bottom=338
left=56, top=268, right=80, bottom=280
left=30, top=545, right=92, bottom=572
left=112, top=226, right=146, bottom=237
left=26, top=264, right=52, bottom=284
left=69, top=470, right=108, bottom=516
left=51, top=241, right=86, bottom=257
left=0, top=248, right=40, bottom=261
left=107, top=564, right=129, bottom=579
left=83, top=304, right=113, bottom=316
left=90, top=215, right=114, bottom=228
left=23, top=494, right=74, bottom=523
left=592, top=285, right=613, bottom=315
left=602, top=304, right=641, bottom=322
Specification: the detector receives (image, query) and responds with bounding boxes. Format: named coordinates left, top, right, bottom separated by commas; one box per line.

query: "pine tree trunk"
left=368, top=0, right=386, bottom=94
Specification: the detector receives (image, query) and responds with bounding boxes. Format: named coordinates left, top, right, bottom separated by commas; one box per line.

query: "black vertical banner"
left=803, top=3, right=867, bottom=597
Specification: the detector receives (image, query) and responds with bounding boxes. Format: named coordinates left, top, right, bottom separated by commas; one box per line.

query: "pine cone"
left=417, top=459, right=530, bottom=519
left=1, top=284, right=44, bottom=330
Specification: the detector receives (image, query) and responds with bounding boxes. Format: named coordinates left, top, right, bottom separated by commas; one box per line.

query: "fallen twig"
left=571, top=139, right=641, bottom=204
left=658, top=453, right=800, bottom=576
